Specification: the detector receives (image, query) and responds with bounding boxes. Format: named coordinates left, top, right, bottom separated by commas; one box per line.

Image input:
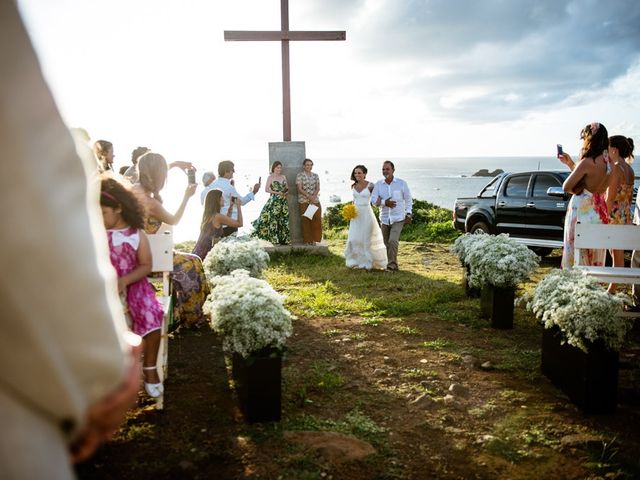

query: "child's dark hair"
left=100, top=175, right=145, bottom=229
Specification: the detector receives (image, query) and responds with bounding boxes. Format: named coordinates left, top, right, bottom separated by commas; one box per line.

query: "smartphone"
left=556, top=144, right=563, bottom=156
left=187, top=168, right=196, bottom=185
left=258, top=176, right=262, bottom=184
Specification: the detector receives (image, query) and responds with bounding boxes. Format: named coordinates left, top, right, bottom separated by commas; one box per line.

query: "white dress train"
left=344, top=186, right=388, bottom=270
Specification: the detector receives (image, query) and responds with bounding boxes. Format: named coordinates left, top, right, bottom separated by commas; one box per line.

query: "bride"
left=344, top=165, right=388, bottom=270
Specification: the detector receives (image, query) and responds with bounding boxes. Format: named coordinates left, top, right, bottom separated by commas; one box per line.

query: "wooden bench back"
left=147, top=229, right=174, bottom=273
left=574, top=223, right=640, bottom=251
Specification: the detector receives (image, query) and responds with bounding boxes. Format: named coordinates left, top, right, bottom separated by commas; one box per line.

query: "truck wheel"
left=469, top=221, right=490, bottom=234
left=530, top=247, right=553, bottom=257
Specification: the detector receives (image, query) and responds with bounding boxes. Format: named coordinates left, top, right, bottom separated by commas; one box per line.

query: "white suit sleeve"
left=0, top=2, right=128, bottom=437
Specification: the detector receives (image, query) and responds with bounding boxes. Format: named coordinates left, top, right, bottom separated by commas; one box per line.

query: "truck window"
left=532, top=174, right=562, bottom=198
left=504, top=175, right=529, bottom=197
left=479, top=176, right=501, bottom=198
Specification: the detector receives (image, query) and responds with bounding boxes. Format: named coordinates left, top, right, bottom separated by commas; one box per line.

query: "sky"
left=16, top=0, right=640, bottom=169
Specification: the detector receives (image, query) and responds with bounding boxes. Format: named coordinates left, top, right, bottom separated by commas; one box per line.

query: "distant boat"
left=329, top=194, right=341, bottom=203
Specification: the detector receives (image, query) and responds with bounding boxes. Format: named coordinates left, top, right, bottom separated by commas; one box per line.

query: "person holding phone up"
left=208, top=160, right=260, bottom=237
left=371, top=160, right=413, bottom=271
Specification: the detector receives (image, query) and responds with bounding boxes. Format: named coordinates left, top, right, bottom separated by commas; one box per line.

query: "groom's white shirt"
left=371, top=177, right=412, bottom=225
left=206, top=177, right=254, bottom=221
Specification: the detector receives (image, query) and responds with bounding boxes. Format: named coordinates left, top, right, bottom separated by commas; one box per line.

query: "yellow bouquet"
left=341, top=203, right=358, bottom=221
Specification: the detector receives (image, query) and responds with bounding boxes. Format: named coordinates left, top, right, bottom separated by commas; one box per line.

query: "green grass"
left=285, top=407, right=387, bottom=446
left=266, top=247, right=465, bottom=320
left=421, top=338, right=457, bottom=350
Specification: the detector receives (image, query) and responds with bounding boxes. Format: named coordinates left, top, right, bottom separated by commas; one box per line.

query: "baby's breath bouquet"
left=450, top=232, right=488, bottom=265
left=203, top=235, right=269, bottom=279
left=522, top=269, right=631, bottom=352
left=464, top=234, right=539, bottom=288
left=204, top=269, right=293, bottom=358
left=341, top=203, right=358, bottom=221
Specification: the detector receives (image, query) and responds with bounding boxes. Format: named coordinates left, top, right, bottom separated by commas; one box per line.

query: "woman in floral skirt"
left=133, top=152, right=210, bottom=329
left=252, top=161, right=290, bottom=244
left=558, top=122, right=611, bottom=269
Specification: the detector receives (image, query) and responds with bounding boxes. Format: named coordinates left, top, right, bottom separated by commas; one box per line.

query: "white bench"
left=574, top=222, right=640, bottom=284
left=146, top=228, right=174, bottom=410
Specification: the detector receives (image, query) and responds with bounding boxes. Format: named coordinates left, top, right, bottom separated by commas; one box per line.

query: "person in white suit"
left=0, top=3, right=140, bottom=478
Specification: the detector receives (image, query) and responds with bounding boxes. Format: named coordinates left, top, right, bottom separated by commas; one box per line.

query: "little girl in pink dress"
left=101, top=176, right=164, bottom=398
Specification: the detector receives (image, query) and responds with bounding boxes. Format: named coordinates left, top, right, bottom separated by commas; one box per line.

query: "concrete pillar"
left=268, top=141, right=305, bottom=245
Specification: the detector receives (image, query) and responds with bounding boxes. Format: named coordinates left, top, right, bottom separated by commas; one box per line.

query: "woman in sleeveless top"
left=193, top=189, right=243, bottom=260
left=558, top=122, right=611, bottom=269
left=606, top=135, right=636, bottom=293
left=252, top=161, right=290, bottom=244
left=344, top=165, right=388, bottom=270
left=133, top=152, right=210, bottom=329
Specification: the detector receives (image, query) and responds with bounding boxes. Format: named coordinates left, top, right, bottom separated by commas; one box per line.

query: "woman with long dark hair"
left=558, top=122, right=611, bottom=268
left=193, top=189, right=242, bottom=260
left=344, top=165, right=387, bottom=270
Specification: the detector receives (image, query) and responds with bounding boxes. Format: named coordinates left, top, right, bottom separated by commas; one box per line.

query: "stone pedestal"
left=268, top=141, right=306, bottom=245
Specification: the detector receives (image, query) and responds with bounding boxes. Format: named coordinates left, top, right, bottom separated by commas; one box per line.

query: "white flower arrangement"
left=461, top=233, right=540, bottom=288
left=522, top=269, right=631, bottom=352
left=451, top=233, right=487, bottom=265
left=203, top=269, right=293, bottom=358
left=203, top=235, right=269, bottom=279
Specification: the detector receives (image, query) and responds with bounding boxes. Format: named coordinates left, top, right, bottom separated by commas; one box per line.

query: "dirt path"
left=77, top=247, right=640, bottom=480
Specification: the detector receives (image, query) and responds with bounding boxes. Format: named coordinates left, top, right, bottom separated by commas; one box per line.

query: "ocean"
left=163, top=156, right=564, bottom=243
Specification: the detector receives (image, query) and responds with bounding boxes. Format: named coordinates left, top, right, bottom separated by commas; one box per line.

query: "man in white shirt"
left=371, top=161, right=413, bottom=271
left=209, top=160, right=260, bottom=236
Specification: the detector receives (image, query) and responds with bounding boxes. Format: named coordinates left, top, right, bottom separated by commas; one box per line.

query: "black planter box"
left=463, top=265, right=481, bottom=298
left=480, top=285, right=514, bottom=329
left=541, top=327, right=619, bottom=414
left=231, top=352, right=282, bottom=423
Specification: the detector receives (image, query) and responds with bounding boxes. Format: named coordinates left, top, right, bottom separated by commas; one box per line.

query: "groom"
left=371, top=161, right=413, bottom=271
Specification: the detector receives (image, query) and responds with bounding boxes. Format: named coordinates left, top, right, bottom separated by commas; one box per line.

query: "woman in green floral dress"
left=252, top=161, right=290, bottom=244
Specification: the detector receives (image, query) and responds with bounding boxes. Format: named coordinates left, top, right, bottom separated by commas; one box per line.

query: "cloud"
left=328, top=0, right=640, bottom=122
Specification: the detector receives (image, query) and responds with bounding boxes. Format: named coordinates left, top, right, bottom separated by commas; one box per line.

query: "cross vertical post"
left=224, top=0, right=345, bottom=141
left=280, top=0, right=291, bottom=141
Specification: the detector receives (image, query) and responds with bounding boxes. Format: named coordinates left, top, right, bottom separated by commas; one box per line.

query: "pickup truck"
left=453, top=170, right=570, bottom=256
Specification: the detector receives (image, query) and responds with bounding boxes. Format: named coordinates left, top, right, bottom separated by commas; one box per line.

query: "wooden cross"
left=224, top=0, right=346, bottom=142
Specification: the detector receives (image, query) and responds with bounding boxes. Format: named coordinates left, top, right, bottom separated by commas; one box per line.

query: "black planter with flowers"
left=463, top=264, right=481, bottom=298
left=480, top=284, right=514, bottom=329
left=541, top=326, right=618, bottom=414
left=231, top=348, right=282, bottom=423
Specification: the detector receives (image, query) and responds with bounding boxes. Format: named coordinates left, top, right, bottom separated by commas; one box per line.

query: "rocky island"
left=472, top=168, right=504, bottom=177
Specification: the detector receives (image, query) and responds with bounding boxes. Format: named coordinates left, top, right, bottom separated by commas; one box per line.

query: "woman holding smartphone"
left=133, top=152, right=209, bottom=328
left=558, top=122, right=611, bottom=269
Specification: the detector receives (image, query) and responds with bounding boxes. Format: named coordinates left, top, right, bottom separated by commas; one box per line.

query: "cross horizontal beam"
left=224, top=30, right=346, bottom=41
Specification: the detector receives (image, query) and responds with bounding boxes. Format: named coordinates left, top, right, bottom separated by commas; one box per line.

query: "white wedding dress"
left=344, top=186, right=388, bottom=270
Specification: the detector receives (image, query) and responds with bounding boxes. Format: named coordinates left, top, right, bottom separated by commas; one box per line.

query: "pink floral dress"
left=107, top=228, right=163, bottom=337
